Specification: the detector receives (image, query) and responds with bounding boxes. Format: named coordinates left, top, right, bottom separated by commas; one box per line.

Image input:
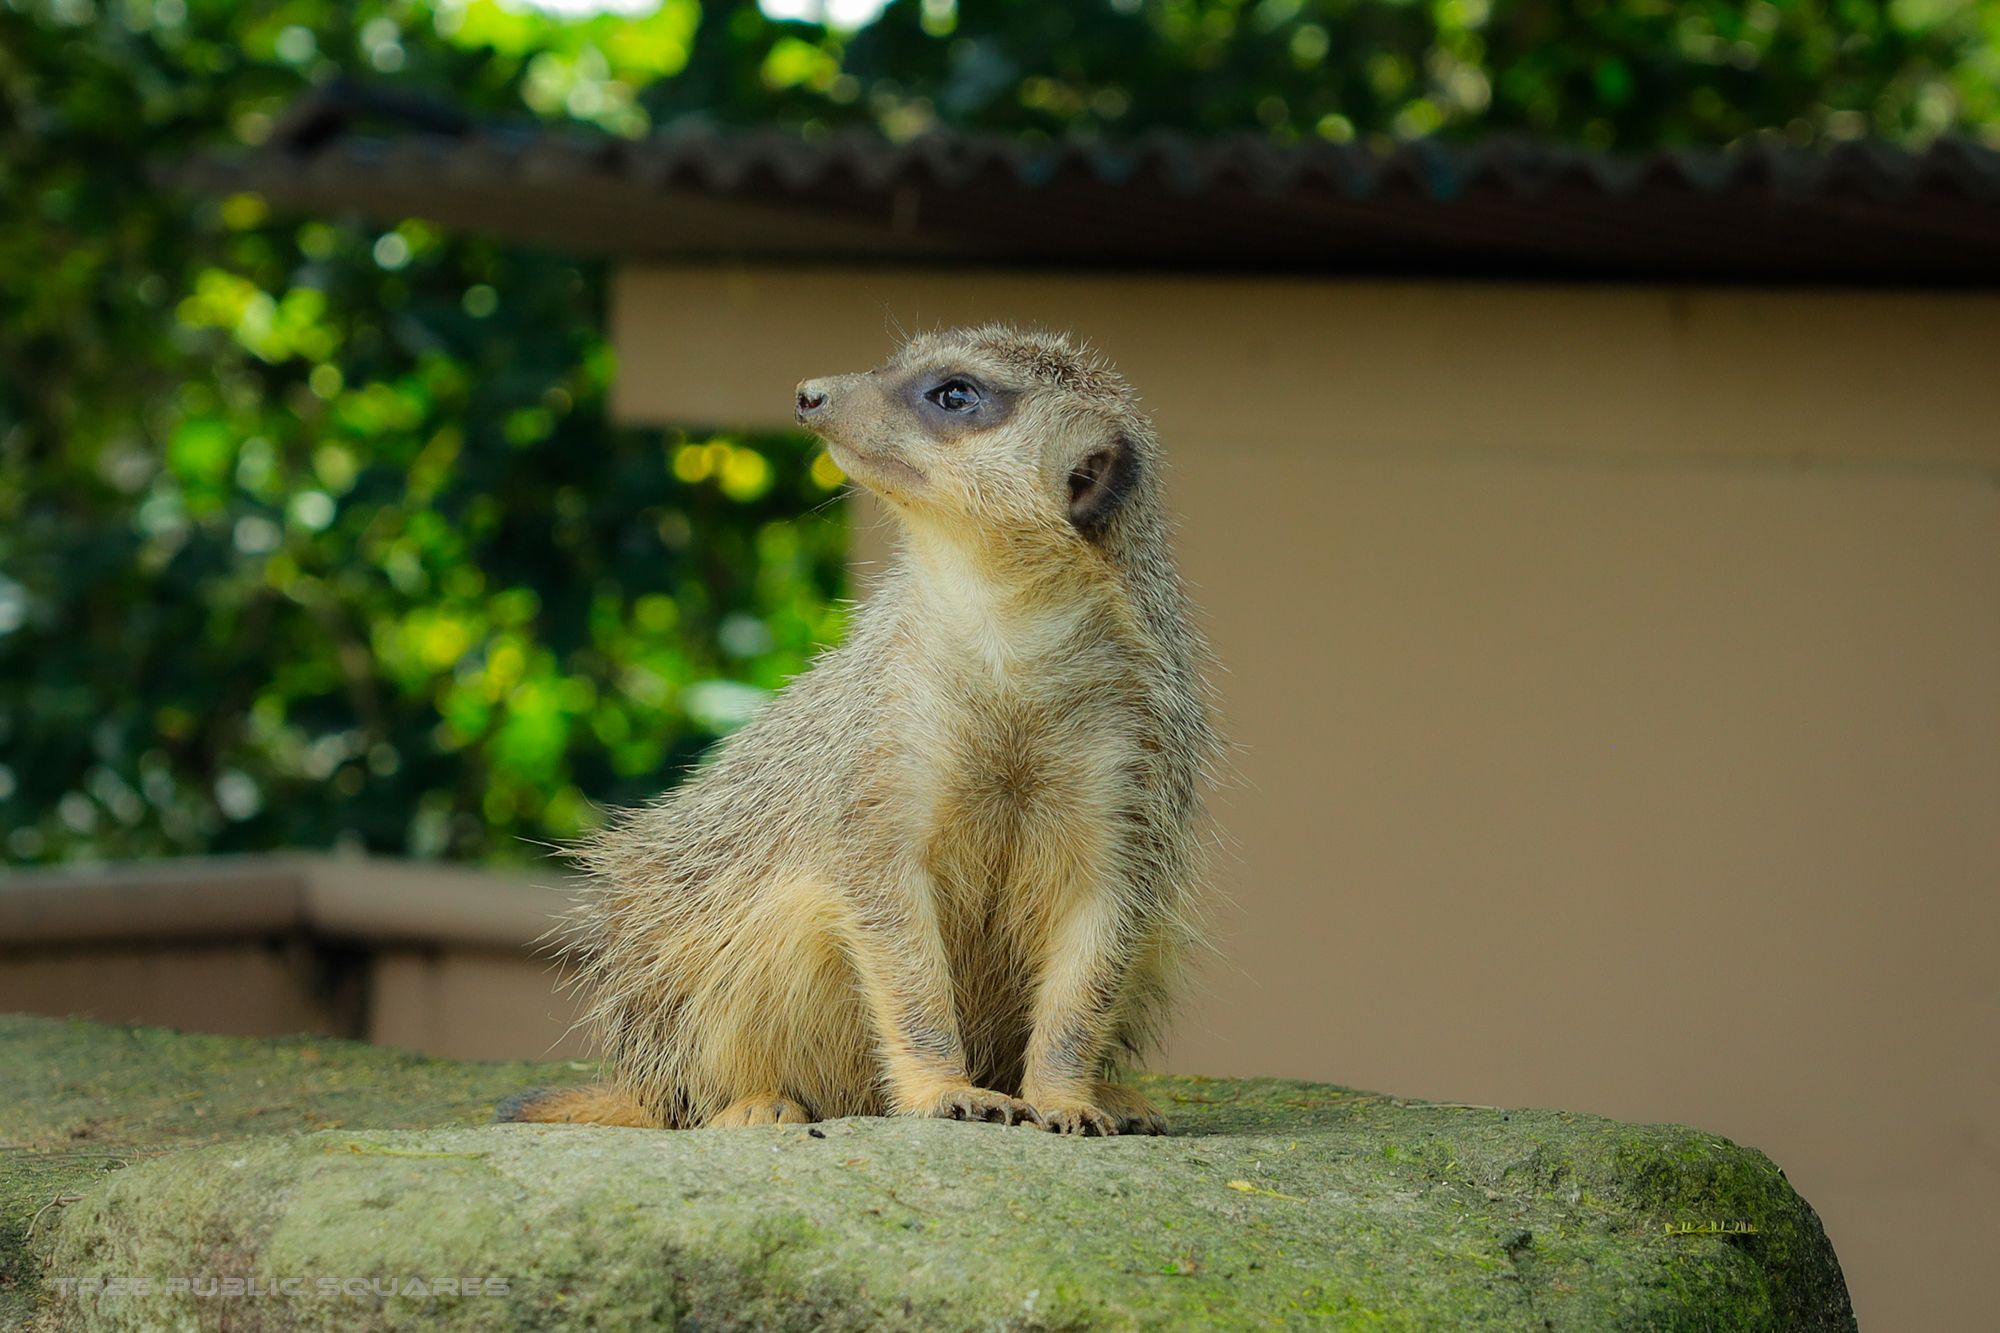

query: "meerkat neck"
left=895, top=520, right=1101, bottom=674
left=900, top=521, right=1047, bottom=595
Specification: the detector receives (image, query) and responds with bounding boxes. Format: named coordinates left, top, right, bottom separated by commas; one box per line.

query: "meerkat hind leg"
left=705, top=1093, right=816, bottom=1128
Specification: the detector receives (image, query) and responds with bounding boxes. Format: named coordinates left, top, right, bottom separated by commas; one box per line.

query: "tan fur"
left=513, top=327, right=1219, bottom=1136
left=501, top=1084, right=656, bottom=1127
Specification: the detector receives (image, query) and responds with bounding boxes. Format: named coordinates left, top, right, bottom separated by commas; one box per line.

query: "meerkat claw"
left=1036, top=1103, right=1120, bottom=1137
left=924, top=1087, right=1043, bottom=1127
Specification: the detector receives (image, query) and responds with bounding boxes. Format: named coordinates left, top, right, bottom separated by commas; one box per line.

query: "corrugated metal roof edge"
left=213, top=77, right=2000, bottom=209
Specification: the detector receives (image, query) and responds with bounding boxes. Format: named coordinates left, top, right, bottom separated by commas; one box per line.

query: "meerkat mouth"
left=826, top=439, right=928, bottom=493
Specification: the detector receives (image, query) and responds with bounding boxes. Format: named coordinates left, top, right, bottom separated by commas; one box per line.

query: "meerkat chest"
left=912, top=646, right=1150, bottom=871
left=891, top=572, right=1157, bottom=876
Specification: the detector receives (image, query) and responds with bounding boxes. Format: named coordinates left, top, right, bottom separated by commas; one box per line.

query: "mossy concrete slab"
left=0, top=1014, right=571, bottom=1327
left=2, top=1015, right=1852, bottom=1330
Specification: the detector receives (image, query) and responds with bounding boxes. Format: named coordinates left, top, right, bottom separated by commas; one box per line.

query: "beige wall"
left=0, top=942, right=589, bottom=1062
left=0, top=944, right=357, bottom=1040
left=0, top=857, right=591, bottom=1064
left=371, top=949, right=588, bottom=1062
left=614, top=265, right=2000, bottom=1331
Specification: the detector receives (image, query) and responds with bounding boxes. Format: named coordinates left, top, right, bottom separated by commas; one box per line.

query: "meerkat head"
left=794, top=325, right=1152, bottom=550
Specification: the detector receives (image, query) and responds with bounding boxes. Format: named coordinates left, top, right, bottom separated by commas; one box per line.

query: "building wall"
left=614, top=266, right=2000, bottom=1332
left=0, top=858, right=592, bottom=1064
left=0, top=940, right=591, bottom=1063
left=0, top=943, right=357, bottom=1040
left=370, top=948, right=589, bottom=1061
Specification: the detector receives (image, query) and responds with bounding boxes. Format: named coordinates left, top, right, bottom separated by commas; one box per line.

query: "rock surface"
left=3, top=1014, right=1852, bottom=1330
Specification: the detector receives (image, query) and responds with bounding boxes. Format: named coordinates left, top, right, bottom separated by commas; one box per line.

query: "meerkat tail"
left=494, top=1083, right=660, bottom=1127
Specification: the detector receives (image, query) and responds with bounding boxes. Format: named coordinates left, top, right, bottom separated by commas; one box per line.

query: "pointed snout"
left=787, top=370, right=919, bottom=498
left=796, top=371, right=874, bottom=428
left=795, top=378, right=832, bottom=424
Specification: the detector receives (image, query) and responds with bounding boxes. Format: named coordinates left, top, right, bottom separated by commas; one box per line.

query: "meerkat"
left=500, top=325, right=1217, bottom=1136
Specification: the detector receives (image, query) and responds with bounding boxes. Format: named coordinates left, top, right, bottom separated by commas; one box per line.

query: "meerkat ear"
left=1067, top=434, right=1137, bottom=538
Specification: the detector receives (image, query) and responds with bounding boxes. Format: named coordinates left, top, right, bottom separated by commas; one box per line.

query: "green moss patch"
left=3, top=1016, right=1852, bottom=1330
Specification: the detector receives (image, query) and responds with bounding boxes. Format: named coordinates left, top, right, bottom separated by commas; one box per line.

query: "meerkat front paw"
left=908, top=1085, right=1044, bottom=1127
left=1025, top=1083, right=1166, bottom=1137
left=1091, top=1082, right=1168, bottom=1136
left=1032, top=1099, right=1121, bottom=1137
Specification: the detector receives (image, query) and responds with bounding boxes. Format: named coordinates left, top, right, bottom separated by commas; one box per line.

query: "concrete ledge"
left=4, top=1016, right=1856, bottom=1332
left=0, top=855, right=572, bottom=950
left=0, top=857, right=584, bottom=1061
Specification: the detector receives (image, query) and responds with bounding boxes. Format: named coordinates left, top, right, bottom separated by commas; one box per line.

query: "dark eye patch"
left=905, top=370, right=1013, bottom=434
left=923, top=378, right=982, bottom=413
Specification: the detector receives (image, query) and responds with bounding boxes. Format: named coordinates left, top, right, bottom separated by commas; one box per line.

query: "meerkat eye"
left=924, top=379, right=982, bottom=413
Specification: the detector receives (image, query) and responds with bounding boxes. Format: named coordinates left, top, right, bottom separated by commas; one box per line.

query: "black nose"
left=795, top=381, right=829, bottom=422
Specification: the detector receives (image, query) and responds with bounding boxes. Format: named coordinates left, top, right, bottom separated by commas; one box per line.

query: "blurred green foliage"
left=0, top=3, right=856, bottom=864
left=3, top=0, right=1996, bottom=866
